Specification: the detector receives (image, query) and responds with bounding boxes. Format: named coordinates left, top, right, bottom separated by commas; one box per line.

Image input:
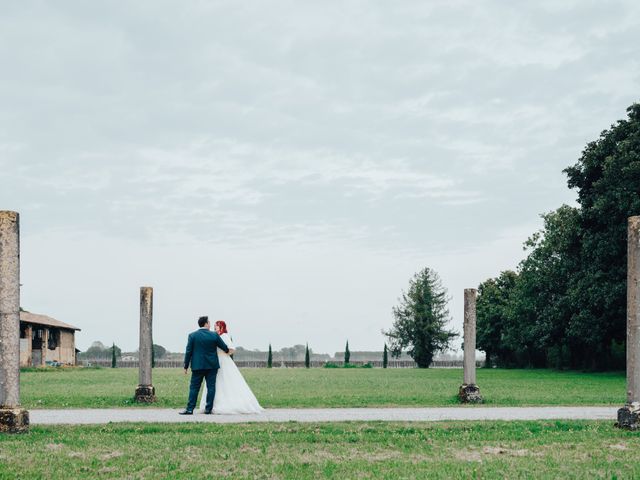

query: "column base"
left=134, top=385, right=156, bottom=403
left=458, top=384, right=483, bottom=404
left=0, top=407, right=29, bottom=433
left=616, top=403, right=640, bottom=430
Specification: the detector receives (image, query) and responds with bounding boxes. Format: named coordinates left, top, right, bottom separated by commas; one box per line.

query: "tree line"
left=267, top=341, right=390, bottom=368
left=476, top=103, right=640, bottom=370
left=78, top=341, right=168, bottom=363
left=382, top=103, right=640, bottom=371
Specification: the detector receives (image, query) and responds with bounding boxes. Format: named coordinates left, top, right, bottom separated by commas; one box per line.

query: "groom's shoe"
left=203, top=409, right=212, bottom=415
left=178, top=409, right=193, bottom=415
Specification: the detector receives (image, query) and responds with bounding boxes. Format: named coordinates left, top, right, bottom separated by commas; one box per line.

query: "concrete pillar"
left=41, top=329, right=48, bottom=366
left=618, top=216, right=640, bottom=428
left=0, top=211, right=29, bottom=432
left=25, top=325, right=32, bottom=367
left=134, top=286, right=156, bottom=402
left=463, top=289, right=477, bottom=385
left=459, top=288, right=483, bottom=404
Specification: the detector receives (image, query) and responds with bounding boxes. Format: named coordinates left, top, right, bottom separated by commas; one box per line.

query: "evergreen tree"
left=384, top=267, right=458, bottom=368
left=344, top=340, right=350, bottom=365
left=152, top=344, right=155, bottom=368
left=305, top=343, right=310, bottom=368
left=383, top=344, right=388, bottom=369
left=111, top=343, right=117, bottom=368
left=267, top=343, right=273, bottom=368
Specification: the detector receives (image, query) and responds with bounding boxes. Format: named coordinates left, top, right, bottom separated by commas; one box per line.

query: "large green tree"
left=562, top=103, right=640, bottom=368
left=476, top=102, right=640, bottom=370
left=476, top=270, right=518, bottom=367
left=384, top=267, right=458, bottom=368
left=511, top=205, right=581, bottom=368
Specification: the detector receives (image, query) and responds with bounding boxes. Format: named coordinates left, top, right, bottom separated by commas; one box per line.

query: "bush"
left=323, top=362, right=373, bottom=369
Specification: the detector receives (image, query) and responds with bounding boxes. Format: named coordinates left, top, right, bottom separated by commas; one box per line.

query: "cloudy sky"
left=1, top=1, right=639, bottom=355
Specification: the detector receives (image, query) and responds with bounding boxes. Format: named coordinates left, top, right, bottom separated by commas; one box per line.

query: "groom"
left=179, top=316, right=231, bottom=415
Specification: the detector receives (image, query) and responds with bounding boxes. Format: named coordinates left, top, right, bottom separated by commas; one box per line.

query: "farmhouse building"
left=19, top=311, right=81, bottom=367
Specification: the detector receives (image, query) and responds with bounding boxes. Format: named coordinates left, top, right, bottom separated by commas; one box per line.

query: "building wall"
left=20, top=326, right=77, bottom=366
left=44, top=330, right=76, bottom=365
left=57, top=330, right=76, bottom=364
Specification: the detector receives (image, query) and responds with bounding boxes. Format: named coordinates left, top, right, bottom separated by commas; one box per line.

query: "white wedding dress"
left=199, top=333, right=263, bottom=414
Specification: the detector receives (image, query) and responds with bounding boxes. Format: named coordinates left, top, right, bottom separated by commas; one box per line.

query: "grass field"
left=1, top=421, right=639, bottom=478
left=20, top=367, right=625, bottom=409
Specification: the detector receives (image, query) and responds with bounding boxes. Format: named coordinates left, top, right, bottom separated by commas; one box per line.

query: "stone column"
left=459, top=288, right=483, bottom=403
left=41, top=329, right=49, bottom=366
left=618, top=216, right=640, bottom=428
left=25, top=325, right=32, bottom=367
left=0, top=211, right=29, bottom=432
left=134, top=286, right=156, bottom=402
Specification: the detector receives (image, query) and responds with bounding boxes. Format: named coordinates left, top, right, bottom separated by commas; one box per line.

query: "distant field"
left=1, top=421, right=639, bottom=478
left=19, top=367, right=625, bottom=409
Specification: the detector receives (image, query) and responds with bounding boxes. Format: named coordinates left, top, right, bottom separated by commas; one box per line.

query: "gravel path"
left=29, top=406, right=618, bottom=425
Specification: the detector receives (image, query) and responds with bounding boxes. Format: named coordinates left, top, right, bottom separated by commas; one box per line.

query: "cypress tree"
left=305, top=343, right=310, bottom=368
left=111, top=343, right=117, bottom=368
left=344, top=340, right=350, bottom=365
left=383, top=343, right=388, bottom=369
left=267, top=343, right=273, bottom=368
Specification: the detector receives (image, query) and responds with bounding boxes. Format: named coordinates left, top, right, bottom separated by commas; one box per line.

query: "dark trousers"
left=186, top=368, right=218, bottom=412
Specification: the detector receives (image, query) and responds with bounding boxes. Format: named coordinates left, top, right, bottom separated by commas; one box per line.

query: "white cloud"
left=1, top=0, right=638, bottom=351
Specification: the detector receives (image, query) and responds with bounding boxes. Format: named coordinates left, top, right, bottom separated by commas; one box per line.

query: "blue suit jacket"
left=183, top=328, right=229, bottom=371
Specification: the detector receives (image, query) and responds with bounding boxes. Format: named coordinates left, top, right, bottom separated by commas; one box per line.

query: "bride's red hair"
left=215, top=320, right=228, bottom=334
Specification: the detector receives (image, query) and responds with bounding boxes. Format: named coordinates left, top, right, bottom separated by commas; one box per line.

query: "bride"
left=200, top=320, right=263, bottom=414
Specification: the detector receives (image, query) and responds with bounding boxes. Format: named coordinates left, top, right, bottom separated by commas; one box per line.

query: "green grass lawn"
left=1, top=421, right=639, bottom=479
left=20, top=367, right=625, bottom=409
